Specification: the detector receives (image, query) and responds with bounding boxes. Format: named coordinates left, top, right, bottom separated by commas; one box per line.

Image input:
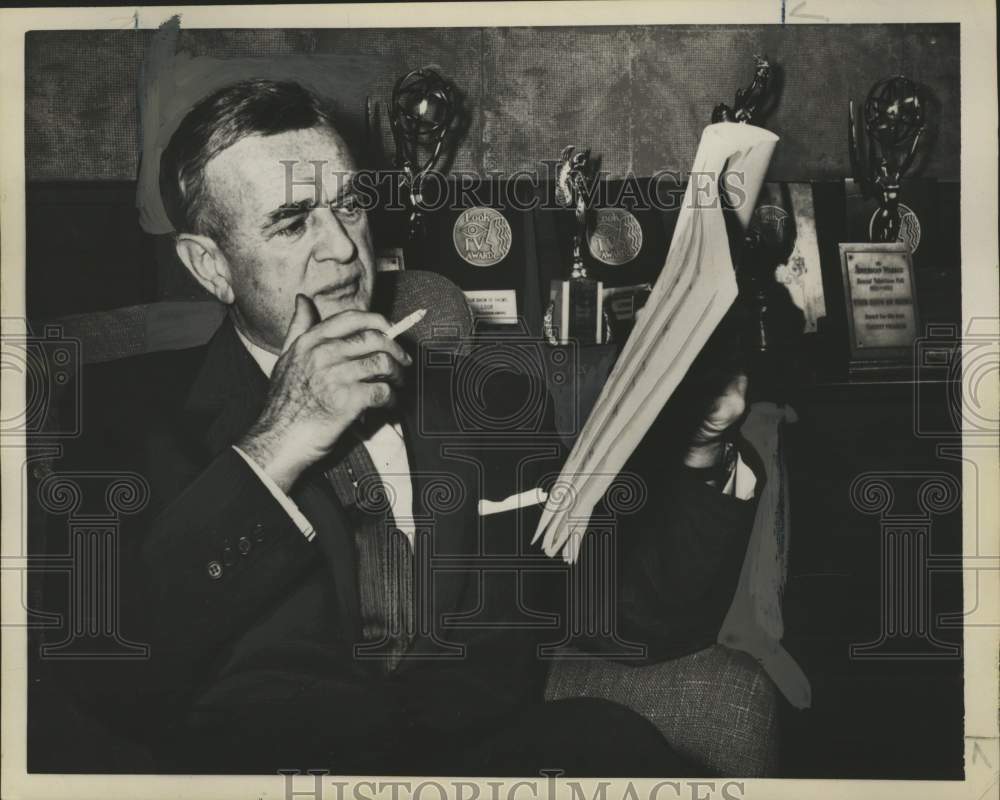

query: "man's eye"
left=331, top=195, right=363, bottom=220
left=276, top=218, right=307, bottom=237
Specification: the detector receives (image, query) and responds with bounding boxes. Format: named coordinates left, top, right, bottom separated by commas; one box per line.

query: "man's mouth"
left=315, top=276, right=361, bottom=301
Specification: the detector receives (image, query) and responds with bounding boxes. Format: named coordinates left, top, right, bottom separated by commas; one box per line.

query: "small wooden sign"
left=839, top=242, right=920, bottom=375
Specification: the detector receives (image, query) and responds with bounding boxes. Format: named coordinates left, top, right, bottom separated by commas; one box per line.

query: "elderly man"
left=42, top=79, right=757, bottom=776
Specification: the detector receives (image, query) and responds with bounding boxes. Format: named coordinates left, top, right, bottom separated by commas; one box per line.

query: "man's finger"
left=282, top=293, right=320, bottom=353
left=338, top=353, right=406, bottom=387
left=690, top=373, right=750, bottom=446
left=301, top=309, right=392, bottom=346
left=317, top=329, right=411, bottom=368
left=706, top=373, right=749, bottom=417
left=363, top=382, right=395, bottom=409
left=345, top=381, right=395, bottom=415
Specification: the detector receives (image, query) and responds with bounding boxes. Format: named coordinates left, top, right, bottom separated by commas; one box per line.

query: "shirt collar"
left=233, top=324, right=279, bottom=378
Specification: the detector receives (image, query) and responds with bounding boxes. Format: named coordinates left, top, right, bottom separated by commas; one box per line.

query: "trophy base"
left=545, top=278, right=610, bottom=345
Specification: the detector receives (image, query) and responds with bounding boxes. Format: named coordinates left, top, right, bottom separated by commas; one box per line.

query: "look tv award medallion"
left=453, top=207, right=513, bottom=268
left=544, top=146, right=610, bottom=345
left=589, top=208, right=644, bottom=267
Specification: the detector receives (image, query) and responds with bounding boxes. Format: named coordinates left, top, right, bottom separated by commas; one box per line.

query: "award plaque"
left=418, top=177, right=531, bottom=330
left=839, top=242, right=920, bottom=375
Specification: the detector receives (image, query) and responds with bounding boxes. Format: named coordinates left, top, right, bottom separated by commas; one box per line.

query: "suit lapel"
left=292, top=470, right=363, bottom=646
left=182, top=318, right=270, bottom=458
left=397, top=366, right=480, bottom=652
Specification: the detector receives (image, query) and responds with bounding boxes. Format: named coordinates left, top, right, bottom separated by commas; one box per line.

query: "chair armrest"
left=42, top=300, right=226, bottom=364
left=544, top=644, right=780, bottom=777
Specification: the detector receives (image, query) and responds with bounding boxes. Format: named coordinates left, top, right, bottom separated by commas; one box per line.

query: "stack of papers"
left=534, top=122, right=780, bottom=562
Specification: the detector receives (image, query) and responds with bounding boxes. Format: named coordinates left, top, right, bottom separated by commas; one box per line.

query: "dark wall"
left=26, top=24, right=959, bottom=183
left=24, top=24, right=961, bottom=317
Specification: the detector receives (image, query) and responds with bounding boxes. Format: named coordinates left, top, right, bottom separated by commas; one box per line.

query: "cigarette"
left=478, top=487, right=549, bottom=517
left=385, top=308, right=426, bottom=340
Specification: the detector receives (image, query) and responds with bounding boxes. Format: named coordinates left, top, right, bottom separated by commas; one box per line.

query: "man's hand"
left=682, top=373, right=748, bottom=469
left=237, top=294, right=413, bottom=492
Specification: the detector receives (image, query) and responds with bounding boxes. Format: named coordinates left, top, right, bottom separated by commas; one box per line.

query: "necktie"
left=325, top=424, right=415, bottom=674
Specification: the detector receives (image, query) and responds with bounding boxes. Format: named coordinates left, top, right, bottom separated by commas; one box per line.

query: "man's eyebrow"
left=264, top=197, right=316, bottom=226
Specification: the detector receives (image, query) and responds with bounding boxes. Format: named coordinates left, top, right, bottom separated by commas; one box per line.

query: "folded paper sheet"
left=534, top=122, right=779, bottom=562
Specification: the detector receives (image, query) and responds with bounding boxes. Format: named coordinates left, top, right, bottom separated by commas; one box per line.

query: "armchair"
left=30, top=291, right=782, bottom=776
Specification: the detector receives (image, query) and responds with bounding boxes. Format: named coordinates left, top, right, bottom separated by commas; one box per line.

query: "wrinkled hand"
left=237, top=294, right=412, bottom=492
left=683, top=373, right=748, bottom=468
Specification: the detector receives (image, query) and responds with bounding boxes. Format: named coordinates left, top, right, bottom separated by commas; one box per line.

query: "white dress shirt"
left=725, top=453, right=756, bottom=500
left=231, top=327, right=415, bottom=546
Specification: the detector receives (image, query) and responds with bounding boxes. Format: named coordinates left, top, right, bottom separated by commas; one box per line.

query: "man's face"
left=204, top=125, right=375, bottom=351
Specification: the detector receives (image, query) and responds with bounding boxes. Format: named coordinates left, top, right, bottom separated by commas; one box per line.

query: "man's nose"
left=312, top=208, right=357, bottom=263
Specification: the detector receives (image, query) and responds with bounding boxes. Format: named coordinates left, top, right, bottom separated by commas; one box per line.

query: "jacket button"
left=222, top=545, right=236, bottom=567
left=238, top=536, right=252, bottom=556
left=253, top=522, right=266, bottom=542
left=207, top=561, right=223, bottom=580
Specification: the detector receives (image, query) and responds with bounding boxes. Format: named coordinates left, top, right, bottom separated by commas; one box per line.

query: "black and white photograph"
left=1, top=2, right=997, bottom=799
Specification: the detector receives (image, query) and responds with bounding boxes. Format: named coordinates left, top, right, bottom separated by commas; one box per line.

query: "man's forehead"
left=204, top=126, right=355, bottom=212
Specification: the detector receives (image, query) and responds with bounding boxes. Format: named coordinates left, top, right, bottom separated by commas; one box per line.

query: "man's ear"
left=174, top=233, right=236, bottom=305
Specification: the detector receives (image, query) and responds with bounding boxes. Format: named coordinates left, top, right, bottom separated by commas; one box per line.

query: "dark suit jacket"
left=36, top=318, right=756, bottom=773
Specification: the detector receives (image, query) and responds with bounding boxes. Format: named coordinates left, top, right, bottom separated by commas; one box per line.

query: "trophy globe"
left=390, top=68, right=457, bottom=241
left=863, top=76, right=926, bottom=151
left=849, top=74, right=929, bottom=244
